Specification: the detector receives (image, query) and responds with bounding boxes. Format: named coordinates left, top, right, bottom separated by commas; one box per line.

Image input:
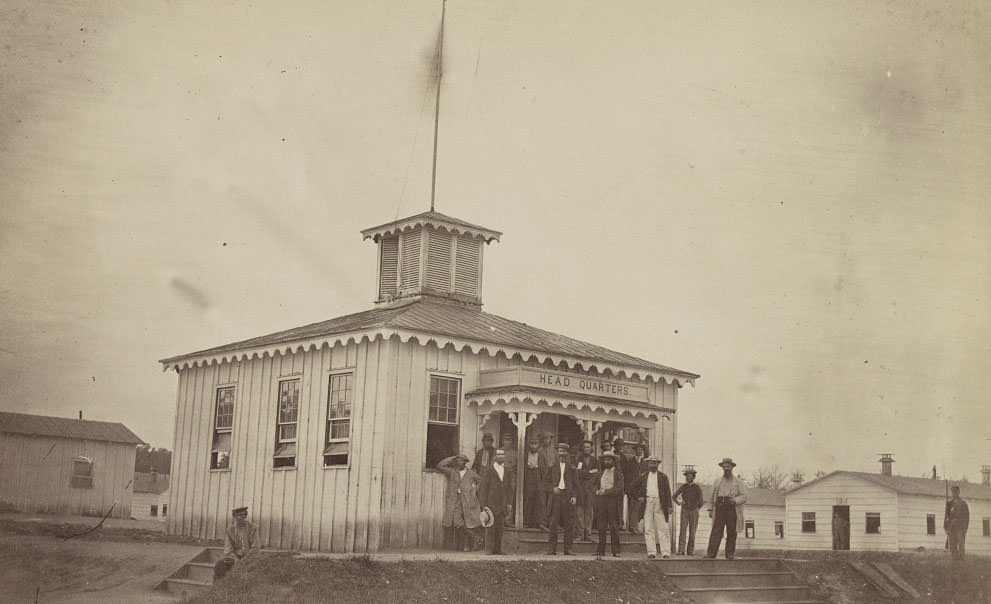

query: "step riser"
left=185, top=563, right=215, bottom=583
left=669, top=573, right=804, bottom=589
left=660, top=560, right=784, bottom=573
left=682, top=587, right=811, bottom=603
left=163, top=579, right=210, bottom=599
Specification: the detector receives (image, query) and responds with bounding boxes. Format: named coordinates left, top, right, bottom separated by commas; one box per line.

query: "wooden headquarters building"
left=161, top=211, right=699, bottom=552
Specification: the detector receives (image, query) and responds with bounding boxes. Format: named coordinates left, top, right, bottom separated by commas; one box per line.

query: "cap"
left=232, top=506, right=248, bottom=515
left=482, top=433, right=494, bottom=441
left=645, top=455, right=661, bottom=463
left=600, top=451, right=618, bottom=459
left=455, top=453, right=470, bottom=462
left=556, top=443, right=570, bottom=452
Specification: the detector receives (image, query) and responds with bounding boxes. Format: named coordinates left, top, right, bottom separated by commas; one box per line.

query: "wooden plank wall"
left=0, top=433, right=135, bottom=518
left=785, top=474, right=898, bottom=551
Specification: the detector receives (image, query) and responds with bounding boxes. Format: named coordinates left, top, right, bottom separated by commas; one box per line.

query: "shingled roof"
left=160, top=298, right=699, bottom=384
left=0, top=411, right=143, bottom=445
left=787, top=471, right=991, bottom=501
left=133, top=471, right=170, bottom=494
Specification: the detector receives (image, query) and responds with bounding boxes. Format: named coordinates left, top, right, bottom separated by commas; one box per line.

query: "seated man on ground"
left=215, top=506, right=259, bottom=580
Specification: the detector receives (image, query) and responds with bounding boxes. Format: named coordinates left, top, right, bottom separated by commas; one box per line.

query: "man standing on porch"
left=472, top=433, right=496, bottom=473
left=438, top=454, right=484, bottom=552
left=594, top=450, right=624, bottom=557
left=522, top=437, right=544, bottom=528
left=478, top=449, right=513, bottom=555
left=636, top=455, right=673, bottom=559
left=543, top=443, right=578, bottom=555
left=575, top=439, right=600, bottom=542
left=673, top=468, right=702, bottom=555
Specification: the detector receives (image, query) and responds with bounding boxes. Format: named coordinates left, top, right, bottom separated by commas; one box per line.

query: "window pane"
left=279, top=423, right=297, bottom=442
left=428, top=376, right=459, bottom=424
left=866, top=513, right=881, bottom=534
left=328, top=374, right=352, bottom=419
left=279, top=380, right=300, bottom=423
left=425, top=423, right=458, bottom=468
left=215, top=387, right=235, bottom=429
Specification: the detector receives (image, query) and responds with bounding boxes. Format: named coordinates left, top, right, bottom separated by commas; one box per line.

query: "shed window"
left=744, top=519, right=755, bottom=539
left=324, top=372, right=353, bottom=467
left=211, top=386, right=235, bottom=470
left=71, top=457, right=93, bottom=488
left=982, top=517, right=989, bottom=537
left=274, top=378, right=300, bottom=468
left=865, top=512, right=881, bottom=534
left=426, top=376, right=460, bottom=468
left=150, top=505, right=158, bottom=517
left=801, top=512, right=816, bottom=533
left=926, top=514, right=936, bottom=535
left=162, top=504, right=168, bottom=517
left=774, top=521, right=784, bottom=539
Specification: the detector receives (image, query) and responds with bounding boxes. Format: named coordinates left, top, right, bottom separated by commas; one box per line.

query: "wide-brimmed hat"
left=600, top=451, right=618, bottom=459
left=556, top=443, right=570, bottom=452
left=454, top=453, right=470, bottom=462
left=482, top=433, right=494, bottom=441
left=645, top=455, right=661, bottom=463
left=479, top=507, right=494, bottom=528
left=718, top=457, right=737, bottom=468
left=683, top=468, right=698, bottom=476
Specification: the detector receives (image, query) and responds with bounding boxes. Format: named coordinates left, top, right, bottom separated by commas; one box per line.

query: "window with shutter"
left=454, top=235, right=480, bottom=296
left=399, top=231, right=421, bottom=290
left=425, top=229, right=452, bottom=290
left=379, top=235, right=399, bottom=298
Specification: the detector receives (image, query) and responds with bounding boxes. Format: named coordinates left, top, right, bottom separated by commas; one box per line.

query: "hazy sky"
left=2, top=1, right=988, bottom=483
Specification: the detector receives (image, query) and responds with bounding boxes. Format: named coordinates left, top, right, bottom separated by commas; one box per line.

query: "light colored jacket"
left=223, top=520, right=259, bottom=559
left=437, top=456, right=482, bottom=528
left=708, top=475, right=747, bottom=528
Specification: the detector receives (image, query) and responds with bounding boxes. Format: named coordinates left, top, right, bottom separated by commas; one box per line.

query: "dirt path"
left=0, top=533, right=202, bottom=604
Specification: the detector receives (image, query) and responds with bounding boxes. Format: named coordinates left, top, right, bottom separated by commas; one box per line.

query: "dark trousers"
left=948, top=528, right=967, bottom=559
left=214, top=556, right=236, bottom=580
left=546, top=492, right=574, bottom=553
left=486, top=512, right=506, bottom=553
left=596, top=495, right=621, bottom=555
left=679, top=507, right=700, bottom=554
left=523, top=468, right=544, bottom=527
left=706, top=499, right=737, bottom=558
left=626, top=493, right=643, bottom=531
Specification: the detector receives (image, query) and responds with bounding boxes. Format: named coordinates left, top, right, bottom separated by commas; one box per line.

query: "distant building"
left=785, top=456, right=991, bottom=555
left=0, top=411, right=143, bottom=518
left=160, top=211, right=699, bottom=552
left=132, top=471, right=171, bottom=521
left=686, top=485, right=787, bottom=550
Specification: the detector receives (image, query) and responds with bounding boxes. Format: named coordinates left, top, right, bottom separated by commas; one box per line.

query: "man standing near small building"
left=543, top=443, right=578, bottom=555
left=438, top=453, right=484, bottom=552
left=705, top=457, right=747, bottom=560
left=478, top=449, right=513, bottom=555
left=575, top=439, right=600, bottom=542
left=635, top=455, right=673, bottom=559
left=214, top=506, right=259, bottom=580
left=673, top=467, right=703, bottom=555
left=944, top=485, right=969, bottom=560
left=594, top=450, right=625, bottom=557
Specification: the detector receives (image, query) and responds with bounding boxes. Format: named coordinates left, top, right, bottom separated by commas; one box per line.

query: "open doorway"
left=832, top=505, right=850, bottom=550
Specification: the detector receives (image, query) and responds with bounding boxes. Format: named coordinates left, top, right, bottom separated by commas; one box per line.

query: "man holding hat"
left=593, top=450, right=625, bottom=556
left=705, top=457, right=747, bottom=560
left=542, top=442, right=578, bottom=555
left=478, top=449, right=514, bottom=554
left=635, top=455, right=673, bottom=559
left=673, top=467, right=703, bottom=555
left=438, top=453, right=484, bottom=551
left=472, top=433, right=497, bottom=473
left=214, top=506, right=259, bottom=580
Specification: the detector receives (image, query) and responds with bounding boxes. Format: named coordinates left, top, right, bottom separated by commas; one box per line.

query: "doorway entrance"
left=832, top=505, right=850, bottom=550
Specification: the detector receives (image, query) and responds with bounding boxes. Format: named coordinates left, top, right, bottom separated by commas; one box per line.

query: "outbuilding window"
left=801, top=512, right=816, bottom=533
left=926, top=514, right=936, bottom=535
left=982, top=517, right=989, bottom=537
left=150, top=505, right=158, bottom=517
left=71, top=457, right=93, bottom=488
left=774, top=521, right=784, bottom=539
left=274, top=378, right=300, bottom=468
left=425, top=375, right=460, bottom=468
left=744, top=519, right=755, bottom=539
left=865, top=512, right=881, bottom=534
left=211, top=386, right=235, bottom=470
left=324, top=372, right=353, bottom=467
left=162, top=504, right=168, bottom=517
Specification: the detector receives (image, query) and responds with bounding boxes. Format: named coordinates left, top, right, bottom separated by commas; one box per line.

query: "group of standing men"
left=437, top=431, right=746, bottom=560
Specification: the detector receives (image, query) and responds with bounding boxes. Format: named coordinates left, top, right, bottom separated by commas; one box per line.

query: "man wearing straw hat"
left=593, top=450, right=625, bottom=556
left=673, top=467, right=703, bottom=555
left=705, top=457, right=747, bottom=560
left=635, top=455, right=673, bottom=559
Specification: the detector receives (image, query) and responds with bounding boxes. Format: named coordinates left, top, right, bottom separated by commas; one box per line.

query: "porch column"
left=509, top=411, right=537, bottom=529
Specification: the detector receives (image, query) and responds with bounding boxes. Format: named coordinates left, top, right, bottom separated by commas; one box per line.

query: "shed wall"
left=785, top=475, right=898, bottom=551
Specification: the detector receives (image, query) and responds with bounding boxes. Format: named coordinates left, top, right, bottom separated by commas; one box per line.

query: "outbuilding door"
left=832, top=505, right=850, bottom=550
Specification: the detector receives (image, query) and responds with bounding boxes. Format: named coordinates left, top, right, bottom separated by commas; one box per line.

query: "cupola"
left=361, top=211, right=501, bottom=309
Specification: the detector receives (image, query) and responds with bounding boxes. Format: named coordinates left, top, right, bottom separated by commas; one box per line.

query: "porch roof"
left=465, top=385, right=672, bottom=423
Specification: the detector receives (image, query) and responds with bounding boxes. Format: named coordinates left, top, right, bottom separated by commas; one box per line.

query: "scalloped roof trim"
left=361, top=214, right=501, bottom=243
left=468, top=396, right=671, bottom=421
left=161, top=329, right=695, bottom=387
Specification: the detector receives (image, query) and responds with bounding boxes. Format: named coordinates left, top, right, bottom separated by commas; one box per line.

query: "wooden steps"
left=662, top=558, right=826, bottom=604
left=154, top=546, right=224, bottom=599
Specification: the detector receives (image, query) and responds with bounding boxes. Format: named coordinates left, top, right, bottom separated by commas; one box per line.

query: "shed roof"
left=0, top=411, right=143, bottom=445
left=133, top=471, right=170, bottom=494
left=160, top=298, right=700, bottom=385
left=786, top=471, right=991, bottom=501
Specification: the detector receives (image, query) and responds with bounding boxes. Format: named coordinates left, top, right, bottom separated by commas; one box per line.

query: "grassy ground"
left=188, top=554, right=696, bottom=604
left=0, top=515, right=219, bottom=546
left=752, top=549, right=990, bottom=604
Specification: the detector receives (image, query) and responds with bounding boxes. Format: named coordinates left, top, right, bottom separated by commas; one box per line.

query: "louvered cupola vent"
left=362, top=211, right=501, bottom=309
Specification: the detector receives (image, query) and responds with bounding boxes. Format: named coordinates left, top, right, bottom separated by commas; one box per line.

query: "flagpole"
left=430, top=0, right=446, bottom=212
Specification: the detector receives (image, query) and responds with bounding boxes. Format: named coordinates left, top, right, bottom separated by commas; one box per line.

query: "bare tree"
left=748, top=465, right=790, bottom=489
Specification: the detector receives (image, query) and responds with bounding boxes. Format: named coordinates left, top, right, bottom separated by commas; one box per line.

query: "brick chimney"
left=879, top=453, right=894, bottom=476
left=982, top=465, right=990, bottom=486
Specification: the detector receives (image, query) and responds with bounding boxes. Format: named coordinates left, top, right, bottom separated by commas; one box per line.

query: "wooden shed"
left=785, top=467, right=991, bottom=555
left=0, top=411, right=142, bottom=518
left=160, top=211, right=699, bottom=552
left=688, top=485, right=786, bottom=551
left=132, top=471, right=171, bottom=521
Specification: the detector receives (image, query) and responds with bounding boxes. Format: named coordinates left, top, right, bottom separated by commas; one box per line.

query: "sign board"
left=479, top=367, right=650, bottom=404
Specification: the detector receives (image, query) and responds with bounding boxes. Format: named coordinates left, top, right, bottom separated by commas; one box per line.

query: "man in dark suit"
left=593, top=450, right=625, bottom=557
left=613, top=437, right=641, bottom=532
left=542, top=442, right=578, bottom=555
left=478, top=448, right=514, bottom=554
left=472, top=433, right=496, bottom=473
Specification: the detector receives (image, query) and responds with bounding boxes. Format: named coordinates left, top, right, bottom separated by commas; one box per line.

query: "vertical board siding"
left=0, top=434, right=135, bottom=518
